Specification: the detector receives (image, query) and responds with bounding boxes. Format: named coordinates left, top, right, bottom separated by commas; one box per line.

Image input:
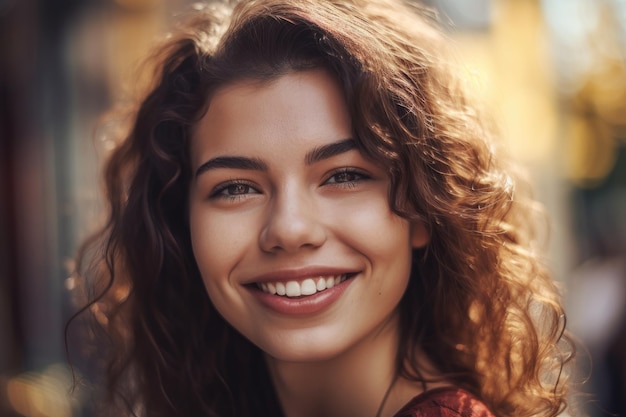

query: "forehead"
left=190, top=69, right=353, bottom=162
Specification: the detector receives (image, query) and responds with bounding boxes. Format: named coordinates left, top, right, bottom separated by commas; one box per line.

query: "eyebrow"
left=195, top=156, right=268, bottom=177
left=195, top=138, right=357, bottom=178
left=304, top=138, right=357, bottom=165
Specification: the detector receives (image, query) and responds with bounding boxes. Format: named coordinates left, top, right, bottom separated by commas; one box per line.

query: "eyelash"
left=208, top=168, right=370, bottom=201
left=323, top=168, right=370, bottom=188
left=210, top=180, right=260, bottom=201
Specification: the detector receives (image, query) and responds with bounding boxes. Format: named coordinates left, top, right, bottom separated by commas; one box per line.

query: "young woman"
left=73, top=0, right=575, bottom=416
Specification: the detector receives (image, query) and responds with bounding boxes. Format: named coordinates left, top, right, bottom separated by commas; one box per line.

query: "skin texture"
left=188, top=69, right=430, bottom=416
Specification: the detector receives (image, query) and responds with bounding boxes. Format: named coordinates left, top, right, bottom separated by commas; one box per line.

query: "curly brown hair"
left=71, top=0, right=575, bottom=416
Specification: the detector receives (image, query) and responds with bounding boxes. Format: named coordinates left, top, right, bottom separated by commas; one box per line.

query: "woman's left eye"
left=324, top=169, right=370, bottom=186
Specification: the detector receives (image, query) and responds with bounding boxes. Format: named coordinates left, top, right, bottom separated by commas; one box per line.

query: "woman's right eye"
left=210, top=181, right=260, bottom=201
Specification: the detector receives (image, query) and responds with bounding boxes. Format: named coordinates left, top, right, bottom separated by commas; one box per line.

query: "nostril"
left=258, top=205, right=327, bottom=253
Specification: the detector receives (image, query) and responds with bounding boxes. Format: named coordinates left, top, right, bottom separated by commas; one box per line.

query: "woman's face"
left=189, top=68, right=429, bottom=362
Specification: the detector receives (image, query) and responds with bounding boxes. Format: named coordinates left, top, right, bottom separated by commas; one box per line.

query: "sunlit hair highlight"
left=71, top=1, right=575, bottom=416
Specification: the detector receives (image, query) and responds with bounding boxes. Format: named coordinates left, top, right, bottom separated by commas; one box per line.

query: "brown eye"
left=210, top=181, right=260, bottom=200
left=332, top=172, right=359, bottom=183
left=226, top=184, right=251, bottom=195
left=325, top=169, right=369, bottom=186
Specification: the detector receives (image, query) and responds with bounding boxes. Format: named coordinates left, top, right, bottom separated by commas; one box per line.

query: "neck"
left=264, top=313, right=428, bottom=417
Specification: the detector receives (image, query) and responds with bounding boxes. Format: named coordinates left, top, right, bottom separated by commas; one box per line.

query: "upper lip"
left=243, top=266, right=358, bottom=284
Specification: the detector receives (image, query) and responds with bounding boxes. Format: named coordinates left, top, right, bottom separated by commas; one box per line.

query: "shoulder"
left=392, top=387, right=496, bottom=417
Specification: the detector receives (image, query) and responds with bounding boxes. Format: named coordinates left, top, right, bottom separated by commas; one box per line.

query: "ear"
left=410, top=221, right=430, bottom=249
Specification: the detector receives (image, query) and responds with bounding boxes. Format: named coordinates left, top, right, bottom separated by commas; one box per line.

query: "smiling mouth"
left=256, top=274, right=350, bottom=298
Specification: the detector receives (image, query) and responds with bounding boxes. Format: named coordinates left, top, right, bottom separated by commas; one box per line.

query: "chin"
left=254, top=329, right=354, bottom=364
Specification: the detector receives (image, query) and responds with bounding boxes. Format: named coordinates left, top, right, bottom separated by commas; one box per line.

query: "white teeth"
left=285, top=281, right=301, bottom=297
left=257, top=274, right=349, bottom=297
left=300, top=279, right=317, bottom=296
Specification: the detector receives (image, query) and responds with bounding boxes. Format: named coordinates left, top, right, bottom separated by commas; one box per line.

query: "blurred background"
left=1, top=0, right=625, bottom=416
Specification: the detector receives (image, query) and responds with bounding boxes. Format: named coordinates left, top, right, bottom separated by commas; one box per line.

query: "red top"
left=392, top=387, right=496, bottom=417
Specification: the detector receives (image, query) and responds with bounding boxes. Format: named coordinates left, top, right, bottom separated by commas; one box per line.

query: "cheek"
left=321, top=191, right=413, bottom=309
left=188, top=209, right=259, bottom=322
left=324, top=190, right=412, bottom=257
left=188, top=207, right=256, bottom=287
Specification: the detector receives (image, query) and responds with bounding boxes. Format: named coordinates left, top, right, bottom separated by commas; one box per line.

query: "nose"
left=259, top=186, right=326, bottom=253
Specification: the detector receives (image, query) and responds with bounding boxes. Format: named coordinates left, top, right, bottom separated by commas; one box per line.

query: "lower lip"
left=248, top=277, right=354, bottom=316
